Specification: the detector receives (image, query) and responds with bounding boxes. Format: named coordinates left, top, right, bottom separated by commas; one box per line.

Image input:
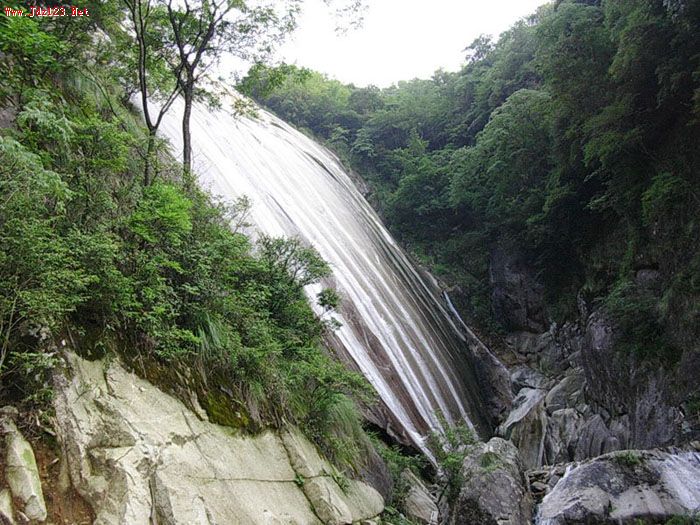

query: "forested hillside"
left=0, top=2, right=373, bottom=470
left=242, top=0, right=700, bottom=368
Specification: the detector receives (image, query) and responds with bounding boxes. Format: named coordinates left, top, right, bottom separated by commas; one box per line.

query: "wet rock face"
left=537, top=449, right=700, bottom=524
left=466, top=335, right=514, bottom=433
left=489, top=247, right=546, bottom=333
left=449, top=438, right=533, bottom=525
left=54, top=352, right=384, bottom=525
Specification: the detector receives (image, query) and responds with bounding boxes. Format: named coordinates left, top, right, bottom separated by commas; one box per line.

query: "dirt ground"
left=18, top=436, right=94, bottom=525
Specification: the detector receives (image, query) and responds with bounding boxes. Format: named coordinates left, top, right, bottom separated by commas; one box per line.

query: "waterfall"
left=159, top=97, right=494, bottom=453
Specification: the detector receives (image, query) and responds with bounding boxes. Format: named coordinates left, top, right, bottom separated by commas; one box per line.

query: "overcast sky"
left=276, top=0, right=547, bottom=87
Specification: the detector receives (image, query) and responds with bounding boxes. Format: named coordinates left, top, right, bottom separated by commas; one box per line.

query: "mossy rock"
left=202, top=390, right=250, bottom=429
left=479, top=451, right=502, bottom=472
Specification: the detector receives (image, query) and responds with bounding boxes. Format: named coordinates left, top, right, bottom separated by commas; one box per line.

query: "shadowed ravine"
left=159, top=97, right=498, bottom=454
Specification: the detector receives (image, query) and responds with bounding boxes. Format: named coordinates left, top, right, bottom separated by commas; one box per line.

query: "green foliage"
left=258, top=235, right=331, bottom=288
left=370, top=433, right=427, bottom=510
left=317, top=288, right=341, bottom=311
left=241, top=65, right=355, bottom=138
left=0, top=15, right=67, bottom=99
left=329, top=469, right=350, bottom=492
left=450, top=88, right=554, bottom=244
left=204, top=390, right=250, bottom=428
left=664, top=516, right=700, bottom=525
left=238, top=63, right=313, bottom=100
left=428, top=418, right=478, bottom=504
left=686, top=394, right=700, bottom=420
left=0, top=137, right=90, bottom=377
left=614, top=450, right=642, bottom=468
left=641, top=172, right=690, bottom=226
left=381, top=507, right=422, bottom=525
left=289, top=360, right=372, bottom=470
left=247, top=0, right=700, bottom=361
left=129, top=183, right=193, bottom=246
left=479, top=451, right=501, bottom=472
left=0, top=13, right=372, bottom=467
left=604, top=281, right=676, bottom=363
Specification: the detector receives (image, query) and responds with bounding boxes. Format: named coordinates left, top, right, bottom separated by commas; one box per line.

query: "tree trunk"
left=182, top=86, right=193, bottom=180
left=144, top=130, right=156, bottom=186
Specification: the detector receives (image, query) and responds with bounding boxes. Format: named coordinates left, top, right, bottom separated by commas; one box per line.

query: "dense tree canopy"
left=242, top=0, right=700, bottom=362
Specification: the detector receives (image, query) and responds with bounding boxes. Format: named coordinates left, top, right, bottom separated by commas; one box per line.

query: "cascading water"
left=159, top=97, right=498, bottom=453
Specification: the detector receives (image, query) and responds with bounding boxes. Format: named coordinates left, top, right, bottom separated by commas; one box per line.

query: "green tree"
left=450, top=89, right=554, bottom=244
left=122, top=0, right=182, bottom=185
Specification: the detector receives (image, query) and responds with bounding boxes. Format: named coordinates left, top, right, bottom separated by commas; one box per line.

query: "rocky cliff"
left=489, top=248, right=698, bottom=471
left=1, top=352, right=384, bottom=524
left=437, top=247, right=700, bottom=524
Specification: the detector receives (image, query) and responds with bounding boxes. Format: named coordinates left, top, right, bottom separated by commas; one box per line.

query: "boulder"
left=498, top=389, right=547, bottom=469
left=544, top=372, right=585, bottom=415
left=574, top=414, right=620, bottom=461
left=339, top=481, right=384, bottom=523
left=303, top=477, right=353, bottom=524
left=449, top=438, right=533, bottom=525
left=539, top=323, right=582, bottom=375
left=506, top=332, right=550, bottom=360
left=401, top=469, right=438, bottom=525
left=544, top=409, right=584, bottom=465
left=511, top=366, right=550, bottom=392
left=54, top=352, right=383, bottom=524
left=538, top=449, right=700, bottom=524
left=1, top=415, right=47, bottom=522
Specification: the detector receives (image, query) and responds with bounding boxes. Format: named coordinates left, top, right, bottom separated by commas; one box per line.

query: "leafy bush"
left=428, top=417, right=478, bottom=504
left=0, top=15, right=67, bottom=99
left=604, top=281, right=677, bottom=364
left=129, top=183, right=193, bottom=246
left=370, top=433, right=427, bottom=510
left=613, top=450, right=642, bottom=468
left=664, top=516, right=700, bottom=525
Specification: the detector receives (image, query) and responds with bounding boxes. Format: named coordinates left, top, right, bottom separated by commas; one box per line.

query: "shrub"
left=370, top=432, right=427, bottom=510
left=613, top=450, right=642, bottom=468
left=428, top=416, right=478, bottom=504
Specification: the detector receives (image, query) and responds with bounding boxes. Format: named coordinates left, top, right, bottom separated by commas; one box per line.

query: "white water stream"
left=160, top=98, right=492, bottom=453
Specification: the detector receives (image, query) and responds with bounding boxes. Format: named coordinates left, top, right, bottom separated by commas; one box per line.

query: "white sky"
left=277, top=0, right=547, bottom=87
